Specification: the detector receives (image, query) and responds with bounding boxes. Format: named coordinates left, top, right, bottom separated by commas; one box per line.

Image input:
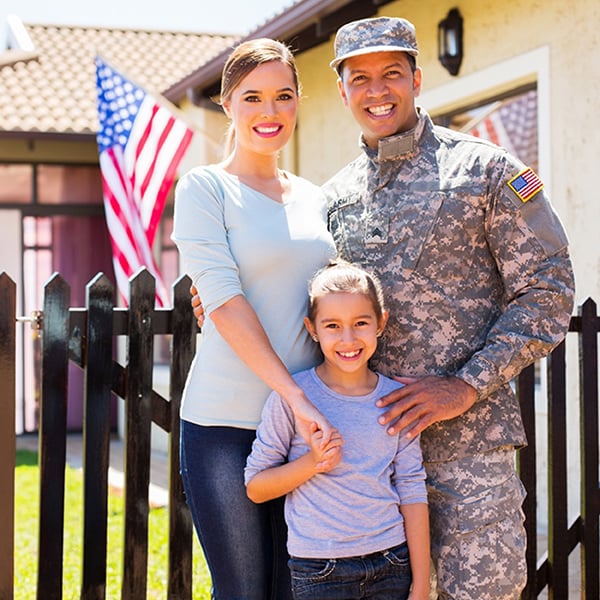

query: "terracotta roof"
left=0, top=21, right=238, bottom=136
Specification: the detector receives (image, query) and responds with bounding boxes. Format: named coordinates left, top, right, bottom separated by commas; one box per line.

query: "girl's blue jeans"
left=180, top=420, right=292, bottom=600
left=288, top=543, right=412, bottom=599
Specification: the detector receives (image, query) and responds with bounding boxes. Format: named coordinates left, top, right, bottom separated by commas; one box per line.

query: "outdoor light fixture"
left=438, top=8, right=463, bottom=76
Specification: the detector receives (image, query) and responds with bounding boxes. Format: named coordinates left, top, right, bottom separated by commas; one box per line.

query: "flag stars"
left=96, top=64, right=144, bottom=153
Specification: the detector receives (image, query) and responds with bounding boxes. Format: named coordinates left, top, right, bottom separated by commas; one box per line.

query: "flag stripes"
left=95, top=56, right=193, bottom=306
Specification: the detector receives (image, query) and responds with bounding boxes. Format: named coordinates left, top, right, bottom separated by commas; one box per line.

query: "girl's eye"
left=278, top=93, right=294, bottom=101
left=244, top=95, right=260, bottom=102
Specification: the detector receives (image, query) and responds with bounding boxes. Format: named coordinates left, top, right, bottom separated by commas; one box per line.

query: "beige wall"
left=177, top=98, right=228, bottom=173
left=292, top=0, right=600, bottom=305
left=0, top=138, right=99, bottom=163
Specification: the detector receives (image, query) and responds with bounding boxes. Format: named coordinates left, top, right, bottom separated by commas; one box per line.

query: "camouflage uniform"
left=323, top=108, right=575, bottom=599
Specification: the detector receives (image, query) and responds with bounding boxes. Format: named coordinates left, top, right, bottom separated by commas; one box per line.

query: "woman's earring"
left=312, top=335, right=319, bottom=342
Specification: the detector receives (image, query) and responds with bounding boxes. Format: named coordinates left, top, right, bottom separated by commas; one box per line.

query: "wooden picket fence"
left=0, top=269, right=598, bottom=599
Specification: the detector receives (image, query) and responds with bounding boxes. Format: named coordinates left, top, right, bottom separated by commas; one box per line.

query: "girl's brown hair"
left=306, top=259, right=386, bottom=324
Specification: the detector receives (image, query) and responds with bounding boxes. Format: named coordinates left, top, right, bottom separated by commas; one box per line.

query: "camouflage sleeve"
left=455, top=162, right=575, bottom=399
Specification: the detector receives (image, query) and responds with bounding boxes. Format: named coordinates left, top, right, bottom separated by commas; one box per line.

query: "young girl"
left=172, top=39, right=337, bottom=599
left=245, top=260, right=430, bottom=600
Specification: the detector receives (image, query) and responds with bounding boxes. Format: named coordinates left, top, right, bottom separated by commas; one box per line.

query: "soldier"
left=324, top=16, right=575, bottom=599
left=190, top=16, right=575, bottom=599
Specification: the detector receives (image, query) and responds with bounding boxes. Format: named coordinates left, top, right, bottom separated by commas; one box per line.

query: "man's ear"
left=413, top=67, right=423, bottom=97
left=337, top=77, right=349, bottom=106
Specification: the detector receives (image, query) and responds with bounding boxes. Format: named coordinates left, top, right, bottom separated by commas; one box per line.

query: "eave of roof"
left=164, top=0, right=396, bottom=105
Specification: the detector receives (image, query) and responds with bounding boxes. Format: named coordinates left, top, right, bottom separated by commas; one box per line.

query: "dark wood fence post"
left=578, top=298, right=599, bottom=598
left=167, top=276, right=197, bottom=599
left=0, top=273, right=16, bottom=600
left=517, top=363, right=538, bottom=599
left=81, top=274, right=115, bottom=600
left=546, top=340, right=568, bottom=599
left=121, top=269, right=155, bottom=600
left=37, top=273, right=70, bottom=600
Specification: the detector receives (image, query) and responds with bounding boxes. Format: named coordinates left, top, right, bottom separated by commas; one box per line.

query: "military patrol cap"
left=330, top=16, right=419, bottom=72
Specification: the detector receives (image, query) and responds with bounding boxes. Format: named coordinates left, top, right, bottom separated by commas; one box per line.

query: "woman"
left=171, top=38, right=337, bottom=599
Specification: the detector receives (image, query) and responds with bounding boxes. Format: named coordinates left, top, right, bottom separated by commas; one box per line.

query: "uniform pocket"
left=327, top=194, right=362, bottom=262
left=457, top=474, right=526, bottom=534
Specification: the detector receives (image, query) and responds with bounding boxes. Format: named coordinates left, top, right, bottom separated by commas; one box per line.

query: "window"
left=37, top=164, right=103, bottom=204
left=0, top=164, right=32, bottom=203
left=420, top=46, right=550, bottom=187
left=6, top=160, right=181, bottom=429
left=433, top=88, right=538, bottom=171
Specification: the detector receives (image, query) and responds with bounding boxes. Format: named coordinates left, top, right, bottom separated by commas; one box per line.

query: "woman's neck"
left=221, top=151, right=289, bottom=203
left=222, top=150, right=280, bottom=180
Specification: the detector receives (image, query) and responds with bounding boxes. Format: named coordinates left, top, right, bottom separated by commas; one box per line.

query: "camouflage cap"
left=330, top=16, right=419, bottom=72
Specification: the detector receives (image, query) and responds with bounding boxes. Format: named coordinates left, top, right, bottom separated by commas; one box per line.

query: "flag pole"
left=459, top=100, right=504, bottom=134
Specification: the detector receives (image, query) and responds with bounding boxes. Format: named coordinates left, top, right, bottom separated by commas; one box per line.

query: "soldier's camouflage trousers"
left=426, top=445, right=527, bottom=600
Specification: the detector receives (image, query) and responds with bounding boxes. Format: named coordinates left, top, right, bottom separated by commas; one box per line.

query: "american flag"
left=507, top=167, right=544, bottom=202
left=468, top=105, right=517, bottom=154
left=95, top=56, right=193, bottom=307
left=464, top=90, right=538, bottom=172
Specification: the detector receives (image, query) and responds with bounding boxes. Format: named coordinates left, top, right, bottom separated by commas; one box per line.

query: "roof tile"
left=0, top=22, right=238, bottom=135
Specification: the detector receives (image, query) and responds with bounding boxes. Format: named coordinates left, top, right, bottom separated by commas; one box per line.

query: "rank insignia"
left=507, top=167, right=544, bottom=203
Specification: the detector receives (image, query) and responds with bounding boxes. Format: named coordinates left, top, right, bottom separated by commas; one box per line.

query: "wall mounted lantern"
left=438, top=8, right=463, bottom=76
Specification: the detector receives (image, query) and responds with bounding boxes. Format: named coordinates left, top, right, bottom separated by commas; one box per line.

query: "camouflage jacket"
left=322, top=108, right=575, bottom=462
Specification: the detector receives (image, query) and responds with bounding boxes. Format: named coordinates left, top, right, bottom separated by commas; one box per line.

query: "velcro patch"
left=507, top=168, right=544, bottom=203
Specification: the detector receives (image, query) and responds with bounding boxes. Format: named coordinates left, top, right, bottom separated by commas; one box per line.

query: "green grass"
left=14, top=449, right=212, bottom=599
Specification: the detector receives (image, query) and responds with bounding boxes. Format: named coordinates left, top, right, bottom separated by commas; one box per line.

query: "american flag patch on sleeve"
left=507, top=167, right=544, bottom=202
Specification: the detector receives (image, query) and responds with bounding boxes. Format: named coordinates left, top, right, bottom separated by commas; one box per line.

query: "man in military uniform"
left=324, top=16, right=575, bottom=599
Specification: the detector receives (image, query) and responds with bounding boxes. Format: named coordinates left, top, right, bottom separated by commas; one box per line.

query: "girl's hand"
left=307, top=422, right=343, bottom=472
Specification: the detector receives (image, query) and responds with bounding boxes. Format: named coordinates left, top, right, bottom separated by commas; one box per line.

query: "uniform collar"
left=361, top=106, right=428, bottom=162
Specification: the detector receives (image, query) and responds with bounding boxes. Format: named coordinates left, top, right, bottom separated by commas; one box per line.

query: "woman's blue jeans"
left=180, top=420, right=292, bottom=600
